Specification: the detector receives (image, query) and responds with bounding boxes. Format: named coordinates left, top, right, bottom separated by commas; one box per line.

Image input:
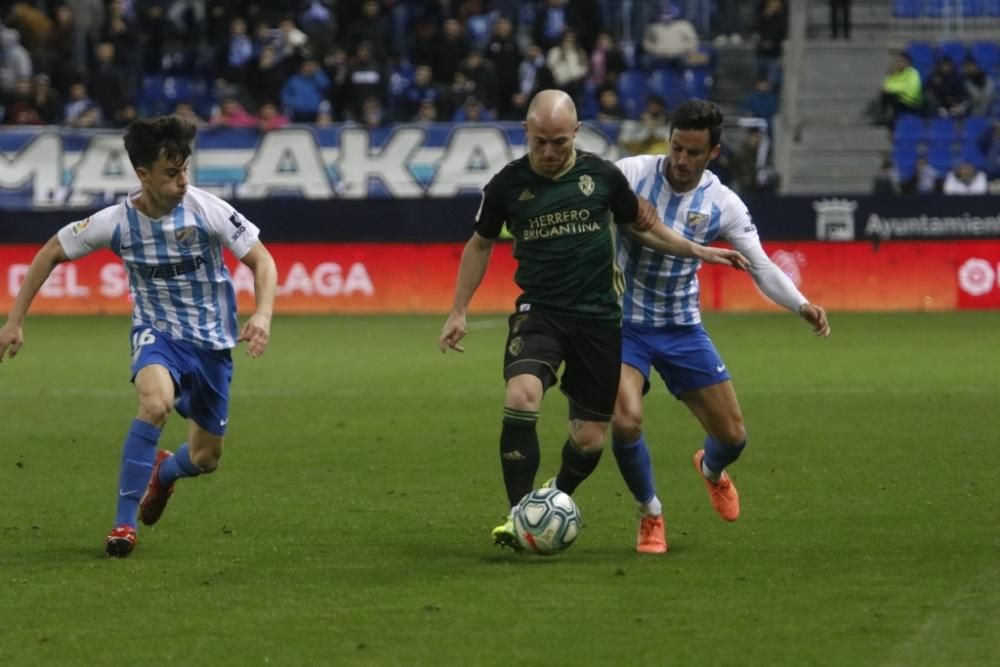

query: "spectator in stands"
left=712, top=0, right=744, bottom=44
left=618, top=95, right=671, bottom=155
left=534, top=0, right=578, bottom=52
left=138, top=4, right=167, bottom=78
left=346, top=41, right=386, bottom=120
left=431, top=19, right=470, bottom=87
left=741, top=77, right=778, bottom=133
left=404, top=64, right=444, bottom=120
left=359, top=95, right=384, bottom=129
left=348, top=0, right=391, bottom=65
left=453, top=94, right=495, bottom=122
left=879, top=52, right=923, bottom=126
left=546, top=29, right=588, bottom=103
left=89, top=42, right=128, bottom=127
left=754, top=0, right=787, bottom=91
left=44, top=5, right=79, bottom=93
left=281, top=58, right=331, bottom=123
left=68, top=0, right=105, bottom=75
left=485, top=17, right=521, bottom=120
left=323, top=46, right=350, bottom=120
left=247, top=44, right=286, bottom=112
left=589, top=32, right=627, bottom=89
left=414, top=97, right=438, bottom=123
left=829, top=0, right=851, bottom=40
left=100, top=0, right=138, bottom=73
left=943, top=161, right=988, bottom=195
left=172, top=100, right=205, bottom=128
left=962, top=58, right=996, bottom=117
left=219, top=17, right=255, bottom=84
left=257, top=101, right=290, bottom=130
left=902, top=155, right=941, bottom=194
left=642, top=5, right=700, bottom=73
left=977, top=120, right=1000, bottom=180
left=507, top=43, right=555, bottom=121
left=29, top=73, right=60, bottom=124
left=731, top=128, right=775, bottom=194
left=210, top=96, right=258, bottom=128
left=275, top=16, right=310, bottom=64
left=871, top=156, right=901, bottom=195
left=0, top=27, right=32, bottom=98
left=926, top=56, right=968, bottom=118
left=299, top=0, right=337, bottom=62
left=3, top=77, right=42, bottom=125
left=63, top=81, right=102, bottom=127
left=462, top=50, right=500, bottom=115
left=595, top=86, right=624, bottom=122
left=4, top=2, right=53, bottom=57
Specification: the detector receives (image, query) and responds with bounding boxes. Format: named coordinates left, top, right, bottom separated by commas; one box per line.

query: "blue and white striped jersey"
left=57, top=186, right=261, bottom=350
left=615, top=155, right=766, bottom=327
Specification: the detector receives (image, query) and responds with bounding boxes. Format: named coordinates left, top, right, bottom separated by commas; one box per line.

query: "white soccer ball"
left=512, top=488, right=582, bottom=555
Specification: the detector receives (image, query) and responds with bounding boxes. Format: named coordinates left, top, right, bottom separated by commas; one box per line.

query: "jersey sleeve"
left=605, top=160, right=639, bottom=225
left=56, top=205, right=119, bottom=259
left=473, top=170, right=509, bottom=239
left=202, top=195, right=261, bottom=259
left=719, top=192, right=808, bottom=312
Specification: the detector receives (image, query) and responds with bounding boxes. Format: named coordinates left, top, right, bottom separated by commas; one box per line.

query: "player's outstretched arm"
left=237, top=241, right=278, bottom=358
left=0, top=235, right=70, bottom=362
left=440, top=233, right=493, bottom=353
left=798, top=303, right=831, bottom=338
left=624, top=223, right=750, bottom=271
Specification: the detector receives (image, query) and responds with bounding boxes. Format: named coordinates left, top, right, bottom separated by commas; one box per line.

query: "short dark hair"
left=123, top=116, right=196, bottom=170
left=670, top=99, right=724, bottom=148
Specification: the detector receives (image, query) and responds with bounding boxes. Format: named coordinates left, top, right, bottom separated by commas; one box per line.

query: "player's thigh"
left=134, top=364, right=176, bottom=405
left=561, top=321, right=621, bottom=423
left=680, top=380, right=746, bottom=444
left=503, top=311, right=565, bottom=396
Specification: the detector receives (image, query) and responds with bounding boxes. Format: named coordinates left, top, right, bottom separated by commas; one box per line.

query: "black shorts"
left=502, top=309, right=622, bottom=422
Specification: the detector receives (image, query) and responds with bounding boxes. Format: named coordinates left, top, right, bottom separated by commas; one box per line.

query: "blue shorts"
left=130, top=326, right=233, bottom=436
left=621, top=322, right=730, bottom=399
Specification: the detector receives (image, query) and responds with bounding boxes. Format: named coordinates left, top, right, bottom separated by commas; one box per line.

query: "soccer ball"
left=512, top=488, right=582, bottom=555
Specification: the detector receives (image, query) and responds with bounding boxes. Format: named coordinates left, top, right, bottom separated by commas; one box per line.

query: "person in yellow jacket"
left=880, top=52, right=924, bottom=126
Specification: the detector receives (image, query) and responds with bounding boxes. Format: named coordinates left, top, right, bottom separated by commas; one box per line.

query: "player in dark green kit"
left=439, top=90, right=749, bottom=549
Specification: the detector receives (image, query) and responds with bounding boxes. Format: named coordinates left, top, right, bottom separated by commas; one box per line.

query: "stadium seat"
left=893, top=0, right=920, bottom=17
left=969, top=41, right=999, bottom=70
left=963, top=116, right=990, bottom=140
left=906, top=41, right=935, bottom=78
left=961, top=143, right=986, bottom=167
left=960, top=0, right=986, bottom=17
left=924, top=0, right=947, bottom=17
left=894, top=114, right=926, bottom=143
left=927, top=142, right=954, bottom=171
left=938, top=41, right=967, bottom=65
left=927, top=117, right=959, bottom=142
left=616, top=69, right=646, bottom=119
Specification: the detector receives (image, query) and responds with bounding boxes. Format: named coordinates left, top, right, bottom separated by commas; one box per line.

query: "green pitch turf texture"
left=1, top=313, right=997, bottom=666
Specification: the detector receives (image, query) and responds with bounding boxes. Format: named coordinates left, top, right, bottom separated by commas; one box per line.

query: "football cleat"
left=636, top=513, right=668, bottom=554
left=491, top=516, right=523, bottom=551
left=693, top=449, right=740, bottom=522
left=139, top=449, right=175, bottom=526
left=105, top=524, right=137, bottom=558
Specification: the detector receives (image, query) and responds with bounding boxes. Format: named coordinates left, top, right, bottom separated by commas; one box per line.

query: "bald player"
left=438, top=89, right=750, bottom=550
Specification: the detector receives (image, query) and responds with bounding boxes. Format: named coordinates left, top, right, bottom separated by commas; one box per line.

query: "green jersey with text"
left=474, top=151, right=639, bottom=322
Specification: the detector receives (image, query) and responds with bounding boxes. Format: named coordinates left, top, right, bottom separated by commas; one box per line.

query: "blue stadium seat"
left=893, top=0, right=920, bottom=18
left=961, top=143, right=986, bottom=167
left=894, top=114, right=925, bottom=142
left=616, top=69, right=646, bottom=119
left=927, top=117, right=959, bottom=142
left=892, top=144, right=918, bottom=178
left=969, top=41, right=999, bottom=69
left=927, top=142, right=954, bottom=171
left=924, top=0, right=947, bottom=17
left=963, top=116, right=990, bottom=140
left=906, top=41, right=935, bottom=78
left=938, top=41, right=967, bottom=65
left=578, top=81, right=599, bottom=120
left=988, top=0, right=1000, bottom=17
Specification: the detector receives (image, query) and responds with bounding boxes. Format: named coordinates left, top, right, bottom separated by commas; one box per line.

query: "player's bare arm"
left=624, top=224, right=750, bottom=271
left=237, top=241, right=278, bottom=358
left=799, top=303, right=831, bottom=338
left=632, top=196, right=660, bottom=232
left=0, top=235, right=71, bottom=362
left=440, top=232, right=494, bottom=353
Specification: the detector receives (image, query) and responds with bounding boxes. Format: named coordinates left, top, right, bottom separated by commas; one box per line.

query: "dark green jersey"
left=474, top=151, right=639, bottom=322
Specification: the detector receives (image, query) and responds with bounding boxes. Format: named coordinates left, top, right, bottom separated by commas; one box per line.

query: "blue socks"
left=115, top=419, right=161, bottom=528
left=612, top=435, right=656, bottom=505
left=158, top=443, right=202, bottom=486
left=703, top=435, right=747, bottom=476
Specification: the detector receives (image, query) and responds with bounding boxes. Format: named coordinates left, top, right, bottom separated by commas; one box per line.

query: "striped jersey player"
left=607, top=100, right=831, bottom=554
left=0, top=116, right=278, bottom=558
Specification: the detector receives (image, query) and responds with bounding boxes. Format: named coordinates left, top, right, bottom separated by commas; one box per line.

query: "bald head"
left=524, top=90, right=580, bottom=177
left=526, top=89, right=578, bottom=129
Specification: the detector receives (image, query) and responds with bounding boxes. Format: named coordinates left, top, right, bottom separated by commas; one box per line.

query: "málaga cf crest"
left=578, top=174, right=594, bottom=196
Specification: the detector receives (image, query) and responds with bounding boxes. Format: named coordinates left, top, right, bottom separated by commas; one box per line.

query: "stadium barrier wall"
left=4, top=240, right=1000, bottom=314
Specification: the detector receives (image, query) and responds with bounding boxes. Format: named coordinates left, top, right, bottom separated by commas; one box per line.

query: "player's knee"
left=571, top=423, right=608, bottom=453
left=190, top=447, right=221, bottom=473
left=137, top=396, right=172, bottom=427
left=505, top=385, right=542, bottom=412
left=612, top=405, right=643, bottom=442
left=718, top=419, right=747, bottom=447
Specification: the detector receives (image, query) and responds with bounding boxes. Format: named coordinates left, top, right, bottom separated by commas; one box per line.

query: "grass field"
left=1, top=313, right=998, bottom=666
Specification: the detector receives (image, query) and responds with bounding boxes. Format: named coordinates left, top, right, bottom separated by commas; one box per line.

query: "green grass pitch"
left=1, top=313, right=998, bottom=666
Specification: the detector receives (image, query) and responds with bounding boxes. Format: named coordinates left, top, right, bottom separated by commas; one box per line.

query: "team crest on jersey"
left=578, top=174, right=595, bottom=196
left=687, top=211, right=709, bottom=227
left=508, top=336, right=524, bottom=356
left=175, top=228, right=197, bottom=247
left=70, top=217, right=91, bottom=236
